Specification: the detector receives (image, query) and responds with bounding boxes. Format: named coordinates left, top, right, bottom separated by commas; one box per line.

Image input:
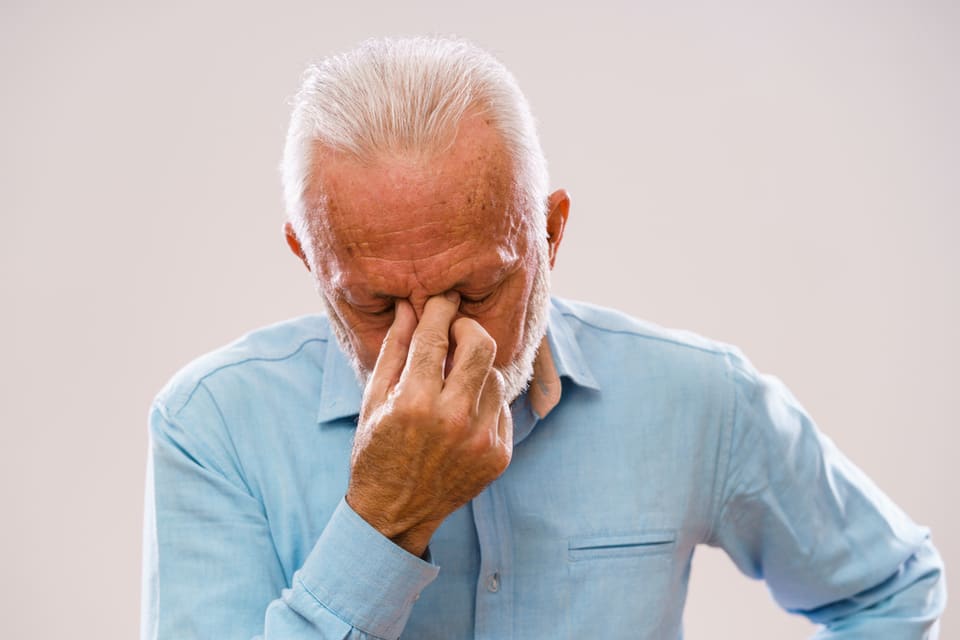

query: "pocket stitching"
left=568, top=530, right=677, bottom=562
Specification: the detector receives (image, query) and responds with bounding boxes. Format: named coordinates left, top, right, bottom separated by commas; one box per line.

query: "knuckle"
left=477, top=442, right=511, bottom=479
left=453, top=318, right=496, bottom=349
left=391, top=389, right=434, bottom=422
left=474, top=333, right=497, bottom=361
left=414, top=326, right=449, bottom=352
left=492, top=443, right=512, bottom=473
left=450, top=316, right=480, bottom=333
left=464, top=432, right=495, bottom=458
left=437, top=389, right=475, bottom=427
left=461, top=346, right=494, bottom=382
left=441, top=403, right=471, bottom=431
left=487, top=369, right=506, bottom=398
left=409, top=348, right=442, bottom=376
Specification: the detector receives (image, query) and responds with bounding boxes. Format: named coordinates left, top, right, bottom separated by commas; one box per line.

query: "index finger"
left=365, top=299, right=417, bottom=403
left=400, top=291, right=461, bottom=389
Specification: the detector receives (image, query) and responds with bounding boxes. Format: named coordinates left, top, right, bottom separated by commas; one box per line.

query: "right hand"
left=345, top=291, right=514, bottom=557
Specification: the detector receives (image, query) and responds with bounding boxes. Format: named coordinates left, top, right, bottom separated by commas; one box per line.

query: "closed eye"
left=355, top=300, right=395, bottom=317
left=370, top=304, right=395, bottom=316
left=459, top=290, right=497, bottom=313
left=462, top=294, right=491, bottom=306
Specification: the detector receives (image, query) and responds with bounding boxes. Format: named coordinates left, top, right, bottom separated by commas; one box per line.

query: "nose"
left=408, top=292, right=462, bottom=322
left=408, top=294, right=462, bottom=375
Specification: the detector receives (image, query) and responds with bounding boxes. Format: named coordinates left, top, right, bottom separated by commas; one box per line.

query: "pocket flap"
left=568, top=530, right=676, bottom=561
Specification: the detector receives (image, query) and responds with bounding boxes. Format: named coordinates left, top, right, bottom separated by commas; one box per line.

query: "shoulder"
left=153, top=314, right=334, bottom=419
left=551, top=298, right=776, bottom=421
left=547, top=297, right=767, bottom=413
left=551, top=297, right=742, bottom=366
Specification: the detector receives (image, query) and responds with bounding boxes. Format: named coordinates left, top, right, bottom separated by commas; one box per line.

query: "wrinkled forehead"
left=306, top=114, right=528, bottom=266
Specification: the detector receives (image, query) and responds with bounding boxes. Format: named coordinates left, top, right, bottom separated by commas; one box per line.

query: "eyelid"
left=459, top=287, right=498, bottom=307
left=354, top=300, right=395, bottom=315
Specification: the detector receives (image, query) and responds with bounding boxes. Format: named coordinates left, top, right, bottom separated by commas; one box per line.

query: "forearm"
left=806, top=538, right=946, bottom=639
left=145, top=480, right=437, bottom=640
left=144, top=401, right=438, bottom=640
left=260, top=499, right=439, bottom=640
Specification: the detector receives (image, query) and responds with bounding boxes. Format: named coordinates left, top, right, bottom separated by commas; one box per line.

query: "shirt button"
left=486, top=571, right=500, bottom=593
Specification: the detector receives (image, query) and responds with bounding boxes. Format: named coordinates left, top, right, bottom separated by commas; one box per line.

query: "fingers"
left=476, top=369, right=513, bottom=457
left=497, top=398, right=513, bottom=455
left=365, top=300, right=417, bottom=402
left=401, top=291, right=462, bottom=390
left=475, top=368, right=504, bottom=422
left=443, top=317, right=497, bottom=402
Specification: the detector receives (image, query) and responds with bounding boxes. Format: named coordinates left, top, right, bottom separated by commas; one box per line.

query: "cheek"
left=484, top=279, right=534, bottom=366
left=348, top=319, right=391, bottom=369
left=327, top=295, right=391, bottom=369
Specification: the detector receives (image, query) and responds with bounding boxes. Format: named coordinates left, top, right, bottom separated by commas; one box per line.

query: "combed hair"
left=281, top=36, right=549, bottom=258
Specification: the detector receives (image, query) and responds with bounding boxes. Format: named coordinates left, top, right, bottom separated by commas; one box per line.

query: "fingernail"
left=444, top=290, right=460, bottom=303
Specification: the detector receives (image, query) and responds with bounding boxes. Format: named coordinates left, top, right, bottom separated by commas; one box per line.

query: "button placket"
left=471, top=479, right=514, bottom=639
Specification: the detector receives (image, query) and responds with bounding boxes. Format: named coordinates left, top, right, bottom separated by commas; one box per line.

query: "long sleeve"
left=141, top=385, right=439, bottom=640
left=707, top=350, right=946, bottom=638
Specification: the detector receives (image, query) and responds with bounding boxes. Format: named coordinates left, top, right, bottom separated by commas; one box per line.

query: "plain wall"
left=1, top=1, right=956, bottom=637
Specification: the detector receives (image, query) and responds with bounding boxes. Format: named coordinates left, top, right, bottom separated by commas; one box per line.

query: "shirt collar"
left=315, top=326, right=364, bottom=425
left=543, top=297, right=601, bottom=393
left=315, top=297, right=600, bottom=425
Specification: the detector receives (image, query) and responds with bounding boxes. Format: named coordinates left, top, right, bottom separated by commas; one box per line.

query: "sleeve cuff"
left=286, top=497, right=440, bottom=639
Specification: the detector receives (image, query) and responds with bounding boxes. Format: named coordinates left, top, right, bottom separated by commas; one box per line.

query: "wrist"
left=345, top=492, right=439, bottom=557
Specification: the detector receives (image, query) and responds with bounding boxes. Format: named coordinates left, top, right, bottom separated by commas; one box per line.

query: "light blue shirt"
left=141, top=298, right=945, bottom=639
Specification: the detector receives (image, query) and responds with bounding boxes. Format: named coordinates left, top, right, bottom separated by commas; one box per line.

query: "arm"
left=141, top=393, right=438, bottom=640
left=141, top=294, right=509, bottom=639
left=707, top=350, right=946, bottom=638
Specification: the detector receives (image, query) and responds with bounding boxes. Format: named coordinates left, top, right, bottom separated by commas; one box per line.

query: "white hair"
left=280, top=35, right=549, bottom=260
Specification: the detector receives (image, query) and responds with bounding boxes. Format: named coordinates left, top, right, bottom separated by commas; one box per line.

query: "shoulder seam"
left=559, top=311, right=732, bottom=358
left=705, top=349, right=739, bottom=545
left=167, top=337, right=329, bottom=417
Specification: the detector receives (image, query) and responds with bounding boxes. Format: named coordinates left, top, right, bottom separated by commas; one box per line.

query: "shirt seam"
left=704, top=350, right=739, bottom=545
left=196, top=382, right=249, bottom=479
left=199, top=380, right=292, bottom=589
left=170, top=337, right=329, bottom=417
left=558, top=311, right=733, bottom=358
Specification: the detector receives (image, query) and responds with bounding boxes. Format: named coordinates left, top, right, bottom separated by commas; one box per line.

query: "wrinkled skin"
left=284, top=112, right=569, bottom=555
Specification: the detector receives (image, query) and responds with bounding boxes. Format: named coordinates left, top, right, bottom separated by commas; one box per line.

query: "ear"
left=545, top=189, right=570, bottom=269
left=284, top=221, right=312, bottom=272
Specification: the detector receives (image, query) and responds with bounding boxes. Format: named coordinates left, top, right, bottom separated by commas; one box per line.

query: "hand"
left=345, top=291, right=513, bottom=557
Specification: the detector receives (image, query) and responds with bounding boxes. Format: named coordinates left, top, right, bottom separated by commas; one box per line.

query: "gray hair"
left=281, top=36, right=549, bottom=259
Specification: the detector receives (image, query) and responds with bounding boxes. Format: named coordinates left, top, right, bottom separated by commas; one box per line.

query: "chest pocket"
left=564, top=529, right=680, bottom=638
left=568, top=530, right=677, bottom=561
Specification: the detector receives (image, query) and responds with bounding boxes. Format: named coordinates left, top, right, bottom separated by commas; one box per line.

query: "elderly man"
left=141, top=37, right=945, bottom=639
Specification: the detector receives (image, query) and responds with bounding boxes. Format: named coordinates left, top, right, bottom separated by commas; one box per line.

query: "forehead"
left=308, top=115, right=527, bottom=291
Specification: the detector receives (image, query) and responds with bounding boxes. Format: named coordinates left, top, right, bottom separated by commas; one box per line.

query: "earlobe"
left=545, top=189, right=570, bottom=269
left=284, top=221, right=312, bottom=272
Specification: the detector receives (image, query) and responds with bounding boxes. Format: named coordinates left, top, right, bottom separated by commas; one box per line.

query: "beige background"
left=1, top=1, right=956, bottom=638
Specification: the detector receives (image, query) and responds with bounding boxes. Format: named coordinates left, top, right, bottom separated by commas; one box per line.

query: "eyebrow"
left=365, top=260, right=516, bottom=300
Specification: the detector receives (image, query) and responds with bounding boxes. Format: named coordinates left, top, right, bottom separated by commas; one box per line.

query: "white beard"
left=318, top=244, right=551, bottom=405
